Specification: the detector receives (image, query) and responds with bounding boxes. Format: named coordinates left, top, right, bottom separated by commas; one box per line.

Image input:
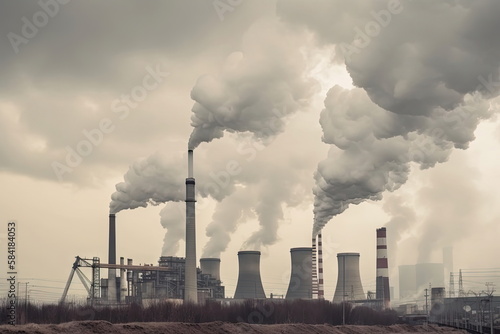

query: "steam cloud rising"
left=188, top=19, right=316, bottom=149
left=110, top=18, right=318, bottom=257
left=275, top=0, right=500, bottom=235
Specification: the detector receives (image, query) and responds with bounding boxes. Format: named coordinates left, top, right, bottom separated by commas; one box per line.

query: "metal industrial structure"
left=376, top=227, right=390, bottom=309
left=285, top=247, right=313, bottom=300
left=61, top=255, right=225, bottom=305
left=234, top=251, right=266, bottom=299
left=333, top=253, right=365, bottom=302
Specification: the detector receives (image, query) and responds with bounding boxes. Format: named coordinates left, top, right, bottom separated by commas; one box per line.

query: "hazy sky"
left=1, top=0, right=500, bottom=304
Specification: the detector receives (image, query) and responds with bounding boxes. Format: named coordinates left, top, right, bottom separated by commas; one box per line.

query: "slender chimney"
left=285, top=247, right=313, bottom=299
left=127, top=258, right=133, bottom=298
left=234, top=251, right=266, bottom=299
left=120, top=257, right=127, bottom=303
left=317, top=232, right=325, bottom=299
left=376, top=227, right=390, bottom=309
left=312, top=235, right=318, bottom=297
left=108, top=213, right=117, bottom=303
left=184, top=149, right=198, bottom=303
left=200, top=258, right=221, bottom=281
left=333, top=253, right=365, bottom=302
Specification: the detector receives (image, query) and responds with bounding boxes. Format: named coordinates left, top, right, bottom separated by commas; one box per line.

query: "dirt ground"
left=0, top=321, right=468, bottom=334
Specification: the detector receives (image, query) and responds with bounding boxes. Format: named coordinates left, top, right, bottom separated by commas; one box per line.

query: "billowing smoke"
left=416, top=156, right=483, bottom=263
left=160, top=201, right=185, bottom=256
left=202, top=137, right=318, bottom=257
left=275, top=1, right=500, bottom=235
left=109, top=151, right=185, bottom=214
left=382, top=195, right=417, bottom=271
left=202, top=190, right=254, bottom=258
left=188, top=18, right=317, bottom=149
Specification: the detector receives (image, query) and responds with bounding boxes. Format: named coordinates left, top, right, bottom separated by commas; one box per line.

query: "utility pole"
left=25, top=282, right=29, bottom=325
left=485, top=282, right=495, bottom=334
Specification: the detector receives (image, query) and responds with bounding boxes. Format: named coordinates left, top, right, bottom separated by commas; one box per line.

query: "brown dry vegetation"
left=1, top=299, right=398, bottom=325
left=0, top=299, right=467, bottom=333
left=0, top=321, right=467, bottom=334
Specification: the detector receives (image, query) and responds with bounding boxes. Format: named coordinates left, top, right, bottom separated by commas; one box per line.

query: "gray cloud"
left=276, top=1, right=500, bottom=235
left=188, top=18, right=318, bottom=149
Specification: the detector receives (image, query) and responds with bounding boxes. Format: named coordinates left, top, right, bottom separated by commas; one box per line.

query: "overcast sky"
left=1, top=0, right=500, bottom=304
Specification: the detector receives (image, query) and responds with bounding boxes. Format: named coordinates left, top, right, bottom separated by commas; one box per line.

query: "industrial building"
left=100, top=255, right=225, bottom=304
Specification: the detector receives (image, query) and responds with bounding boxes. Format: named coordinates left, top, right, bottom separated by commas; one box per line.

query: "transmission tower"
left=449, top=272, right=455, bottom=297
left=458, top=269, right=465, bottom=297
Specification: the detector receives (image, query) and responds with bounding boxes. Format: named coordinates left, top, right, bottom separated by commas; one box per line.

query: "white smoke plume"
left=109, top=151, right=185, bottom=214
left=276, top=1, right=500, bottom=235
left=382, top=195, right=417, bottom=272
left=160, top=201, right=185, bottom=256
left=202, top=189, right=254, bottom=258
left=188, top=18, right=317, bottom=149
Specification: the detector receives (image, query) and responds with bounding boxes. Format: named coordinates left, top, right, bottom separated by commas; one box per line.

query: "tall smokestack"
left=333, top=253, right=365, bottom=302
left=317, top=232, right=324, bottom=299
left=108, top=213, right=117, bottom=303
left=234, top=251, right=266, bottom=299
left=312, top=235, right=318, bottom=298
left=185, top=149, right=198, bottom=303
left=119, top=257, right=127, bottom=303
left=285, top=247, right=312, bottom=300
left=376, top=227, right=390, bottom=309
left=200, top=258, right=221, bottom=281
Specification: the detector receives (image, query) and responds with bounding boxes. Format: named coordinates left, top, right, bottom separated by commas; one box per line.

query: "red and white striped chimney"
left=317, top=232, right=324, bottom=299
left=312, top=235, right=318, bottom=297
left=376, top=227, right=390, bottom=309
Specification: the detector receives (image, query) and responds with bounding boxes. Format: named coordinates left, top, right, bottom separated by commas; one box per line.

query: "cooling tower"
left=333, top=253, right=365, bottom=302
left=184, top=149, right=197, bottom=303
left=376, top=227, right=390, bottom=309
left=108, top=213, right=117, bottom=302
left=234, top=251, right=266, bottom=299
left=200, top=258, right=221, bottom=281
left=285, top=247, right=313, bottom=300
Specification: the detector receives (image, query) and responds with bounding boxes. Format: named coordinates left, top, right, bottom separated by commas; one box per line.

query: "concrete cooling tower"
left=333, top=253, right=365, bottom=302
left=285, top=247, right=313, bottom=300
left=200, top=258, right=221, bottom=281
left=234, top=251, right=266, bottom=299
